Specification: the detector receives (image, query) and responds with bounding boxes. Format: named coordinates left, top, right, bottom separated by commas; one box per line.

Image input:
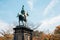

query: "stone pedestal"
left=13, top=25, right=33, bottom=40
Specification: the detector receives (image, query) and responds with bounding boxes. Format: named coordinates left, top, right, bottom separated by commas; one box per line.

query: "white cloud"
left=0, top=20, right=14, bottom=36
left=43, top=0, right=58, bottom=16
left=37, top=15, right=60, bottom=33
left=27, top=0, right=34, bottom=11
left=0, top=20, right=9, bottom=30
left=41, top=15, right=60, bottom=26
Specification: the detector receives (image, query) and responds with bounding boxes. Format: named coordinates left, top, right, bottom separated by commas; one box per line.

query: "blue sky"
left=0, top=0, right=60, bottom=34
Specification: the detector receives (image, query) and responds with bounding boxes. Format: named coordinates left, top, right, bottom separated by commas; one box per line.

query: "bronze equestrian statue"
left=17, top=5, right=29, bottom=26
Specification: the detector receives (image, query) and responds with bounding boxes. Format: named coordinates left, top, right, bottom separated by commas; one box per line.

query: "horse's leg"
left=19, top=20, right=20, bottom=26
left=23, top=19, right=26, bottom=26
left=25, top=22, right=26, bottom=27
left=22, top=21, right=24, bottom=26
left=24, top=20, right=27, bottom=27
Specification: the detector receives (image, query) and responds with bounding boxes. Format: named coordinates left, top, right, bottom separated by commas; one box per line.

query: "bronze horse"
left=17, top=13, right=29, bottom=26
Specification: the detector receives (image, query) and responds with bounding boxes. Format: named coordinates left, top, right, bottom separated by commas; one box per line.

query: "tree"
left=54, top=25, right=60, bottom=34
left=52, top=25, right=60, bottom=40
left=0, top=30, right=13, bottom=40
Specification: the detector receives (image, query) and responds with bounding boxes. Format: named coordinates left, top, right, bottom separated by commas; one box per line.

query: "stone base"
left=13, top=25, right=33, bottom=40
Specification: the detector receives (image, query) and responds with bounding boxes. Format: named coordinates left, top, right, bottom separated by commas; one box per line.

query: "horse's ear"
left=27, top=12, right=29, bottom=16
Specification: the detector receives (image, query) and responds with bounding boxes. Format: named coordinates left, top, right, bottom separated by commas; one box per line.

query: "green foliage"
left=44, top=38, right=47, bottom=40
